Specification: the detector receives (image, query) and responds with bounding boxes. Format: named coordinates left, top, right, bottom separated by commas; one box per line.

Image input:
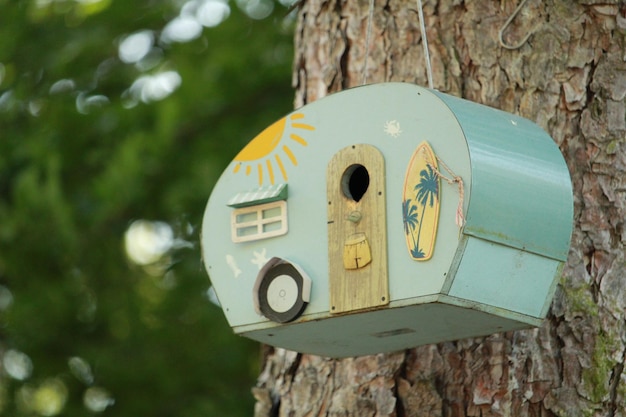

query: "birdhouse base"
left=235, top=295, right=542, bottom=358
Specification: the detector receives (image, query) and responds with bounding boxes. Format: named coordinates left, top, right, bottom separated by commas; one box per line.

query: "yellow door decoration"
left=342, top=232, right=372, bottom=269
left=402, top=141, right=440, bottom=261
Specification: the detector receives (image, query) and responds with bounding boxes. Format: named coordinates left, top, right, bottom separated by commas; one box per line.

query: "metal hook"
left=498, top=0, right=532, bottom=50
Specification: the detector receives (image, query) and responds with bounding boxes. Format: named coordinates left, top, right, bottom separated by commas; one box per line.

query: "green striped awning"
left=227, top=184, right=288, bottom=208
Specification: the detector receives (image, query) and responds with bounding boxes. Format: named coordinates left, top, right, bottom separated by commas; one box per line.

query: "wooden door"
left=327, top=144, right=388, bottom=314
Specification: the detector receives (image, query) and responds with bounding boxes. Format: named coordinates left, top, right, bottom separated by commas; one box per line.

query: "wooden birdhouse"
left=201, top=83, right=573, bottom=358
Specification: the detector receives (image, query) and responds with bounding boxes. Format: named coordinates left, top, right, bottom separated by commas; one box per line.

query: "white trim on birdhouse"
left=231, top=200, right=288, bottom=243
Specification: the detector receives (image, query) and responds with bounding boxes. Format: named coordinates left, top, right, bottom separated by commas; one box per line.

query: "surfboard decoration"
left=402, top=141, right=441, bottom=261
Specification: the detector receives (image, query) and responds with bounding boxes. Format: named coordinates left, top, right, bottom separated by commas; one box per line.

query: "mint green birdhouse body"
left=202, top=83, right=573, bottom=358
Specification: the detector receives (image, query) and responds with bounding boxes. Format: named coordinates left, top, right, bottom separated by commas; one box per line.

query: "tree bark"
left=254, top=1, right=626, bottom=416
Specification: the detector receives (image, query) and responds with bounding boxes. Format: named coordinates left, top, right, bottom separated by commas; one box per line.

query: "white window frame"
left=231, top=201, right=288, bottom=243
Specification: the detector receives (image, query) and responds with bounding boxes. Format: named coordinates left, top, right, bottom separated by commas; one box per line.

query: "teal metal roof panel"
left=432, top=91, right=573, bottom=261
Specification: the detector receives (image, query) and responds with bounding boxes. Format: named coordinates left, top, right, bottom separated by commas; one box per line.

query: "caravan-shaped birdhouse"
left=201, top=83, right=573, bottom=358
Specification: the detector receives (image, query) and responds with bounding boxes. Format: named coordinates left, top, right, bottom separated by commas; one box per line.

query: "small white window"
left=231, top=201, right=288, bottom=243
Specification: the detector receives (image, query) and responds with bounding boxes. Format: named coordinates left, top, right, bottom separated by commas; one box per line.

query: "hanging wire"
left=362, top=0, right=376, bottom=85
left=364, top=0, right=433, bottom=88
left=416, top=0, right=434, bottom=89
left=498, top=0, right=532, bottom=50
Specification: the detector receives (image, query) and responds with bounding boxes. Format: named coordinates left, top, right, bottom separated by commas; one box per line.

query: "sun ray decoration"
left=232, top=113, right=315, bottom=186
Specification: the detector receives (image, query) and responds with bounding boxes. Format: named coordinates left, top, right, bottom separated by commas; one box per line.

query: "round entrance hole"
left=342, top=164, right=369, bottom=202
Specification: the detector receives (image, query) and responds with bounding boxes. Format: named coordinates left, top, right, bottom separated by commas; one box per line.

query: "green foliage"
left=0, top=0, right=295, bottom=415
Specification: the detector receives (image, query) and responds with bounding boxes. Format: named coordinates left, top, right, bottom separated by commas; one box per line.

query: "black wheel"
left=256, top=262, right=309, bottom=323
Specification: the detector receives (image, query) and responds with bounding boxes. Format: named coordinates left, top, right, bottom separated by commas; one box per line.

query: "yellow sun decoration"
left=232, top=113, right=314, bottom=185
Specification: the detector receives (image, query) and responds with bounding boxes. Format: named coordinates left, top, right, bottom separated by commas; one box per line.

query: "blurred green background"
left=0, top=0, right=294, bottom=415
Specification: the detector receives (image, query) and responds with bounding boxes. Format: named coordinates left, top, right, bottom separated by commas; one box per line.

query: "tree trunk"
left=254, top=1, right=626, bottom=416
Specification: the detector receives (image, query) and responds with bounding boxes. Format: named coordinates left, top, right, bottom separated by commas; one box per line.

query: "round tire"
left=257, top=263, right=308, bottom=323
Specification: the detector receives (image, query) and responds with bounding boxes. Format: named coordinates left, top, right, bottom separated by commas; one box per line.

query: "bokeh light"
left=68, top=357, right=94, bottom=385
left=75, top=93, right=109, bottom=114
left=118, top=30, right=154, bottom=64
left=161, top=16, right=202, bottom=43
left=124, top=220, right=174, bottom=266
left=48, top=79, right=76, bottom=94
left=196, top=0, right=231, bottom=27
left=3, top=350, right=33, bottom=381
left=126, top=71, right=182, bottom=104
left=83, top=387, right=115, bottom=412
left=0, top=285, right=13, bottom=311
left=236, top=0, right=274, bottom=20
left=17, top=379, right=68, bottom=417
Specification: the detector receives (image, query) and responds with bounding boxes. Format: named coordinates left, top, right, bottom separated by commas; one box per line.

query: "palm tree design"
left=412, top=165, right=439, bottom=259
left=402, top=198, right=419, bottom=251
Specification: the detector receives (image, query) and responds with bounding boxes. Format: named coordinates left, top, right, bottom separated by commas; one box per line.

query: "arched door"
left=327, top=144, right=389, bottom=314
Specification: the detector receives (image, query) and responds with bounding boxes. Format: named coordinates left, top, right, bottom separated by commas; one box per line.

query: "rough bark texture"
left=255, top=1, right=626, bottom=416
